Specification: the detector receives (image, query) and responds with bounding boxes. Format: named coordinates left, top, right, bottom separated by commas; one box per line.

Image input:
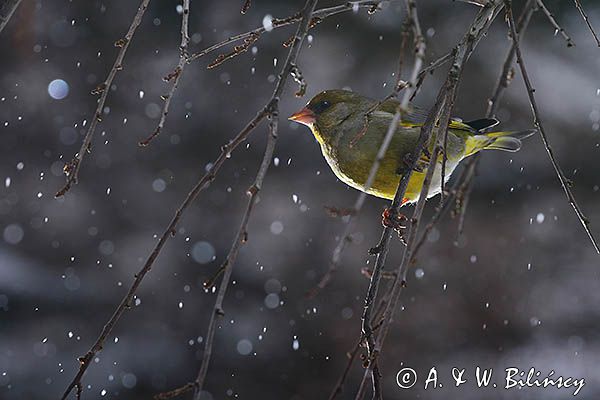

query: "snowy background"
left=1, top=0, right=600, bottom=399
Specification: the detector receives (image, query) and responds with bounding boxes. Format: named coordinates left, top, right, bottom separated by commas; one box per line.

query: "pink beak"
left=288, top=107, right=316, bottom=126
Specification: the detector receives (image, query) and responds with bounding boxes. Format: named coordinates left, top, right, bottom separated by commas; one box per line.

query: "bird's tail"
left=464, top=129, right=537, bottom=156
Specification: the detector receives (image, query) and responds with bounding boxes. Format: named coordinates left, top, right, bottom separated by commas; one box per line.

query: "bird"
left=289, top=89, right=536, bottom=207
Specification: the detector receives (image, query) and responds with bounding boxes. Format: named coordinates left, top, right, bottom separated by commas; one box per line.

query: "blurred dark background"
left=2, top=0, right=600, bottom=399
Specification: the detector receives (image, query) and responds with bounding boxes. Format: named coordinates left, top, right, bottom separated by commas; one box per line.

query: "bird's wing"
left=365, top=105, right=435, bottom=171
left=464, top=118, right=499, bottom=131
left=377, top=98, right=475, bottom=131
left=377, top=98, right=429, bottom=126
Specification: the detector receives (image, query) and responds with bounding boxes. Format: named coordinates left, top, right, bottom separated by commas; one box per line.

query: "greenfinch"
left=289, top=89, right=535, bottom=204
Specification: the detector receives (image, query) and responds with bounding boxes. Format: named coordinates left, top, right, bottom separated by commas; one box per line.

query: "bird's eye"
left=312, top=100, right=332, bottom=114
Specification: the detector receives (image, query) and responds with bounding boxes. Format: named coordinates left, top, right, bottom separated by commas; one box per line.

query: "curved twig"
left=572, top=0, right=600, bottom=47
left=0, top=0, right=22, bottom=33
left=139, top=0, right=191, bottom=146
left=536, top=0, right=575, bottom=47
left=507, top=0, right=600, bottom=253
left=55, top=0, right=151, bottom=197
left=187, top=1, right=389, bottom=64
left=454, top=0, right=537, bottom=238
left=150, top=2, right=319, bottom=399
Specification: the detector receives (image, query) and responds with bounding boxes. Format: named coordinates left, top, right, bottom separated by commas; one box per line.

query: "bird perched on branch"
left=289, top=89, right=535, bottom=208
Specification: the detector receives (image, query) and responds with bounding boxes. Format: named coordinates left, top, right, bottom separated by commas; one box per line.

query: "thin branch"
left=410, top=49, right=454, bottom=101
left=572, top=0, right=600, bottom=47
left=411, top=166, right=469, bottom=256
left=453, top=0, right=536, bottom=237
left=419, top=51, right=453, bottom=76
left=536, top=0, right=575, bottom=47
left=60, top=1, right=402, bottom=398
left=154, top=382, right=196, bottom=400
left=454, top=163, right=475, bottom=236
left=359, top=83, right=449, bottom=400
left=455, top=0, right=489, bottom=6
left=489, top=0, right=535, bottom=115
left=55, top=0, right=151, bottom=197
left=506, top=0, right=600, bottom=253
left=59, top=106, right=267, bottom=400
left=398, top=0, right=426, bottom=109
left=393, top=20, right=411, bottom=90
left=149, top=2, right=318, bottom=400
left=192, top=0, right=317, bottom=392
left=0, top=0, right=22, bottom=34
left=241, top=0, right=252, bottom=14
left=357, top=2, right=504, bottom=398
left=439, top=114, right=450, bottom=204
left=187, top=0, right=388, bottom=63
left=329, top=339, right=362, bottom=400
left=359, top=2, right=427, bottom=397
left=138, top=0, right=387, bottom=154
left=193, top=115, right=279, bottom=398
left=139, top=0, right=191, bottom=146
left=329, top=284, right=391, bottom=400
left=441, top=0, right=538, bottom=206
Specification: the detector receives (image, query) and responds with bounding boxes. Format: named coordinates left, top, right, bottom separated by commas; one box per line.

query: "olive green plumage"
left=290, top=89, right=536, bottom=203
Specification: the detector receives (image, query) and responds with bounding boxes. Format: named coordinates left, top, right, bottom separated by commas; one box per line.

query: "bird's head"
left=289, top=90, right=370, bottom=143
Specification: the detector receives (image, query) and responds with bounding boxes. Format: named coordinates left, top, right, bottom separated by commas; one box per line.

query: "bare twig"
left=536, top=0, right=575, bottom=47
left=154, top=382, right=196, bottom=400
left=439, top=115, right=450, bottom=204
left=393, top=20, right=411, bottom=90
left=59, top=105, right=268, bottom=400
left=139, top=0, right=191, bottom=146
left=357, top=2, right=504, bottom=397
left=572, top=0, right=600, bottom=47
left=0, top=0, right=22, bottom=33
left=441, top=0, right=538, bottom=206
left=193, top=115, right=280, bottom=399
left=360, top=267, right=397, bottom=279
left=138, top=0, right=387, bottom=157
left=453, top=0, right=536, bottom=237
left=329, top=285, right=391, bottom=400
left=410, top=49, right=454, bottom=101
left=290, top=63, right=307, bottom=97
left=148, top=2, right=319, bottom=400
left=455, top=0, right=489, bottom=6
left=411, top=176, right=460, bottom=256
left=329, top=339, right=363, bottom=400
left=358, top=2, right=428, bottom=396
left=241, top=0, right=252, bottom=14
left=187, top=1, right=388, bottom=63
left=419, top=0, right=537, bottom=254
left=192, top=2, right=318, bottom=395
left=55, top=0, right=151, bottom=197
left=206, top=31, right=260, bottom=69
left=506, top=0, right=600, bottom=253
left=454, top=165, right=475, bottom=236
left=359, top=84, right=449, bottom=400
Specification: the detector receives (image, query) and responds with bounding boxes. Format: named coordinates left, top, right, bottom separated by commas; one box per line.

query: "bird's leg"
left=381, top=207, right=408, bottom=245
